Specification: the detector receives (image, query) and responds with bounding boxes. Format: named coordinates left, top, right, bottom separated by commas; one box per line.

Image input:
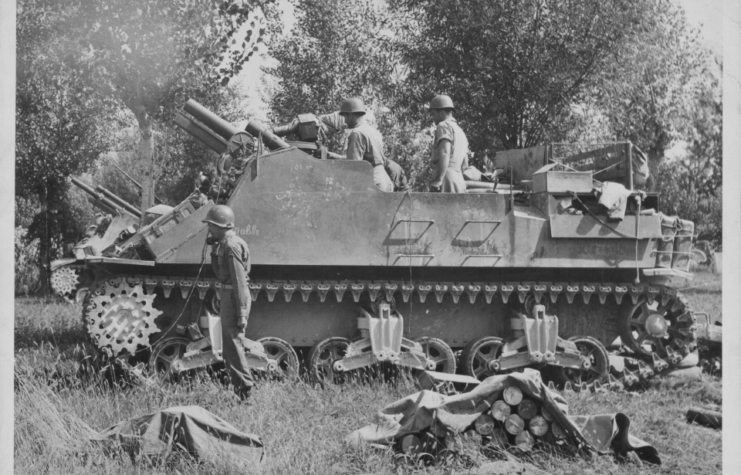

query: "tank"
left=62, top=99, right=708, bottom=389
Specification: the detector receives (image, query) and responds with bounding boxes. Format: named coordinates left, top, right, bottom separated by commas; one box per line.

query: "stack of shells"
left=473, top=385, right=569, bottom=451
left=397, top=385, right=570, bottom=458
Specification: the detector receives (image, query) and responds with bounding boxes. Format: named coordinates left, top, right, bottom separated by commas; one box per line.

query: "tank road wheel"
left=149, top=337, right=191, bottom=376
left=84, top=279, right=162, bottom=356
left=548, top=336, right=609, bottom=388
left=619, top=294, right=694, bottom=357
left=415, top=337, right=457, bottom=374
left=306, top=337, right=351, bottom=384
left=461, top=337, right=505, bottom=381
left=258, top=337, right=300, bottom=380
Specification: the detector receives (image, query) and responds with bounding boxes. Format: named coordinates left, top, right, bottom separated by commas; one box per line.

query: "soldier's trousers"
left=219, top=288, right=254, bottom=395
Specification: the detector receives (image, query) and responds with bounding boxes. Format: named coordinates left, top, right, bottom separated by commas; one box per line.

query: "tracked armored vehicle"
left=59, top=99, right=713, bottom=388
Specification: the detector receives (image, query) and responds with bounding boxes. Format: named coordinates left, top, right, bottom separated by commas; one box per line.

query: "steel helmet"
left=428, top=94, right=455, bottom=110
left=202, top=204, right=235, bottom=229
left=339, top=97, right=366, bottom=115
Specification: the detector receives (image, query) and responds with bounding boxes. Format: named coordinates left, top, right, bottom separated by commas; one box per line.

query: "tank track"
left=84, top=274, right=698, bottom=390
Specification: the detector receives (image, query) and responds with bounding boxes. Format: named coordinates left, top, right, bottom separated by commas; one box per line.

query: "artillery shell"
left=505, top=414, right=525, bottom=435
left=515, top=430, right=535, bottom=450
left=489, top=428, right=508, bottom=448
left=475, top=413, right=496, bottom=436
left=517, top=399, right=538, bottom=420
left=529, top=415, right=549, bottom=437
left=541, top=406, right=555, bottom=422
left=400, top=434, right=422, bottom=454
left=491, top=400, right=511, bottom=421
left=551, top=422, right=567, bottom=439
left=503, top=386, right=523, bottom=406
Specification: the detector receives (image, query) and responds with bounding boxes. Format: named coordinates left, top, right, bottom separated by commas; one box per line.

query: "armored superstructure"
left=57, top=99, right=713, bottom=388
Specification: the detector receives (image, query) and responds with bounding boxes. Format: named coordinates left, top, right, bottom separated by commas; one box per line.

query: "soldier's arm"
left=432, top=140, right=451, bottom=187
left=226, top=240, right=250, bottom=319
left=345, top=131, right=364, bottom=161
left=210, top=242, right=221, bottom=276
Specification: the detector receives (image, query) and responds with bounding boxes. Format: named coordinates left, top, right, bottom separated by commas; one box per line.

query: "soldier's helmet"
left=428, top=94, right=455, bottom=110
left=202, top=204, right=235, bottom=229
left=339, top=97, right=367, bottom=115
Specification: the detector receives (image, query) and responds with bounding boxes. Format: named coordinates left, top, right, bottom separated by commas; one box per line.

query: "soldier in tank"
left=338, top=97, right=394, bottom=192
left=270, top=104, right=410, bottom=192
left=202, top=204, right=254, bottom=401
left=428, top=95, right=469, bottom=193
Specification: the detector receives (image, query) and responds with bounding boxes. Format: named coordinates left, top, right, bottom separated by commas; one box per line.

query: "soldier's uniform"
left=346, top=122, right=394, bottom=192
left=433, top=118, right=469, bottom=193
left=211, top=232, right=254, bottom=397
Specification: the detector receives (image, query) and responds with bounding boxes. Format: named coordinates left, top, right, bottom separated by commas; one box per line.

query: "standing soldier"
left=339, top=97, right=394, bottom=192
left=428, top=95, right=469, bottom=193
left=202, top=204, right=254, bottom=401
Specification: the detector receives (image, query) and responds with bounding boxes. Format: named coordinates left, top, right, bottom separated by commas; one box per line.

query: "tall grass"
left=14, top=291, right=722, bottom=475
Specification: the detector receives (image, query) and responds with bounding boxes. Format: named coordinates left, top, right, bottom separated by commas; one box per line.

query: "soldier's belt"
left=221, top=283, right=249, bottom=290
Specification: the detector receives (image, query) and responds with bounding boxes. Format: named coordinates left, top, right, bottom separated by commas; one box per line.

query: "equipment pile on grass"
left=348, top=369, right=660, bottom=467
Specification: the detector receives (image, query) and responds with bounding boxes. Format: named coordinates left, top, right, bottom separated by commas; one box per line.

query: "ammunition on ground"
left=515, top=429, right=535, bottom=449
left=492, top=399, right=512, bottom=420
left=551, top=422, right=567, bottom=439
left=491, top=400, right=511, bottom=421
left=503, top=386, right=523, bottom=406
left=517, top=399, right=538, bottom=420
left=529, top=415, right=549, bottom=436
left=474, top=413, right=496, bottom=436
left=400, top=434, right=422, bottom=454
left=505, top=414, right=525, bottom=435
left=541, top=406, right=555, bottom=422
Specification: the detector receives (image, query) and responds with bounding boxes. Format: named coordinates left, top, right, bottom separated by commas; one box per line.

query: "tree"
left=16, top=0, right=115, bottom=294
left=389, top=0, right=652, bottom=153
left=73, top=0, right=267, bottom=214
left=587, top=0, right=716, bottom=172
left=264, top=0, right=440, bottom=188
left=264, top=0, right=396, bottom=122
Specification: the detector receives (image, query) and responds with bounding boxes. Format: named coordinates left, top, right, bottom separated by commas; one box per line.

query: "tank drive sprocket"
left=619, top=292, right=697, bottom=358
left=51, top=265, right=80, bottom=302
left=84, top=278, right=162, bottom=356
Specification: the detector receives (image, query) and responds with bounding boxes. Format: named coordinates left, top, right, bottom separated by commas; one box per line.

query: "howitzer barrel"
left=184, top=99, right=239, bottom=140
left=245, top=119, right=290, bottom=151
left=71, top=177, right=98, bottom=198
left=95, top=185, right=142, bottom=218
left=71, top=177, right=134, bottom=217
left=183, top=98, right=290, bottom=152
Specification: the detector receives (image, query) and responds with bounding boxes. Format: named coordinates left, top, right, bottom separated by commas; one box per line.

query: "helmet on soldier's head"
left=428, top=95, right=455, bottom=110
left=339, top=97, right=366, bottom=115
left=202, top=204, right=235, bottom=229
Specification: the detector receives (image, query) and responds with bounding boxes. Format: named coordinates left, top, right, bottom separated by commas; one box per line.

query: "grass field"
left=14, top=272, right=722, bottom=474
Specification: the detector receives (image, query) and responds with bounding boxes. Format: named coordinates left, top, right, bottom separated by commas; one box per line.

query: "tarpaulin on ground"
left=100, top=405, right=264, bottom=467
left=347, top=370, right=660, bottom=464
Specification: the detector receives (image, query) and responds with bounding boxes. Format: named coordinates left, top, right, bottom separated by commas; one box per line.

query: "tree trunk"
left=136, top=112, right=156, bottom=218
left=36, top=183, right=51, bottom=296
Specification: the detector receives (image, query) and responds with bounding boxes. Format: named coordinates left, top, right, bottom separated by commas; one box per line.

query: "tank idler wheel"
left=619, top=296, right=688, bottom=357
left=546, top=336, right=609, bottom=388
left=258, top=337, right=300, bottom=380
left=306, top=337, right=351, bottom=384
left=461, top=337, right=505, bottom=381
left=149, top=337, right=192, bottom=379
left=415, top=337, right=457, bottom=374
